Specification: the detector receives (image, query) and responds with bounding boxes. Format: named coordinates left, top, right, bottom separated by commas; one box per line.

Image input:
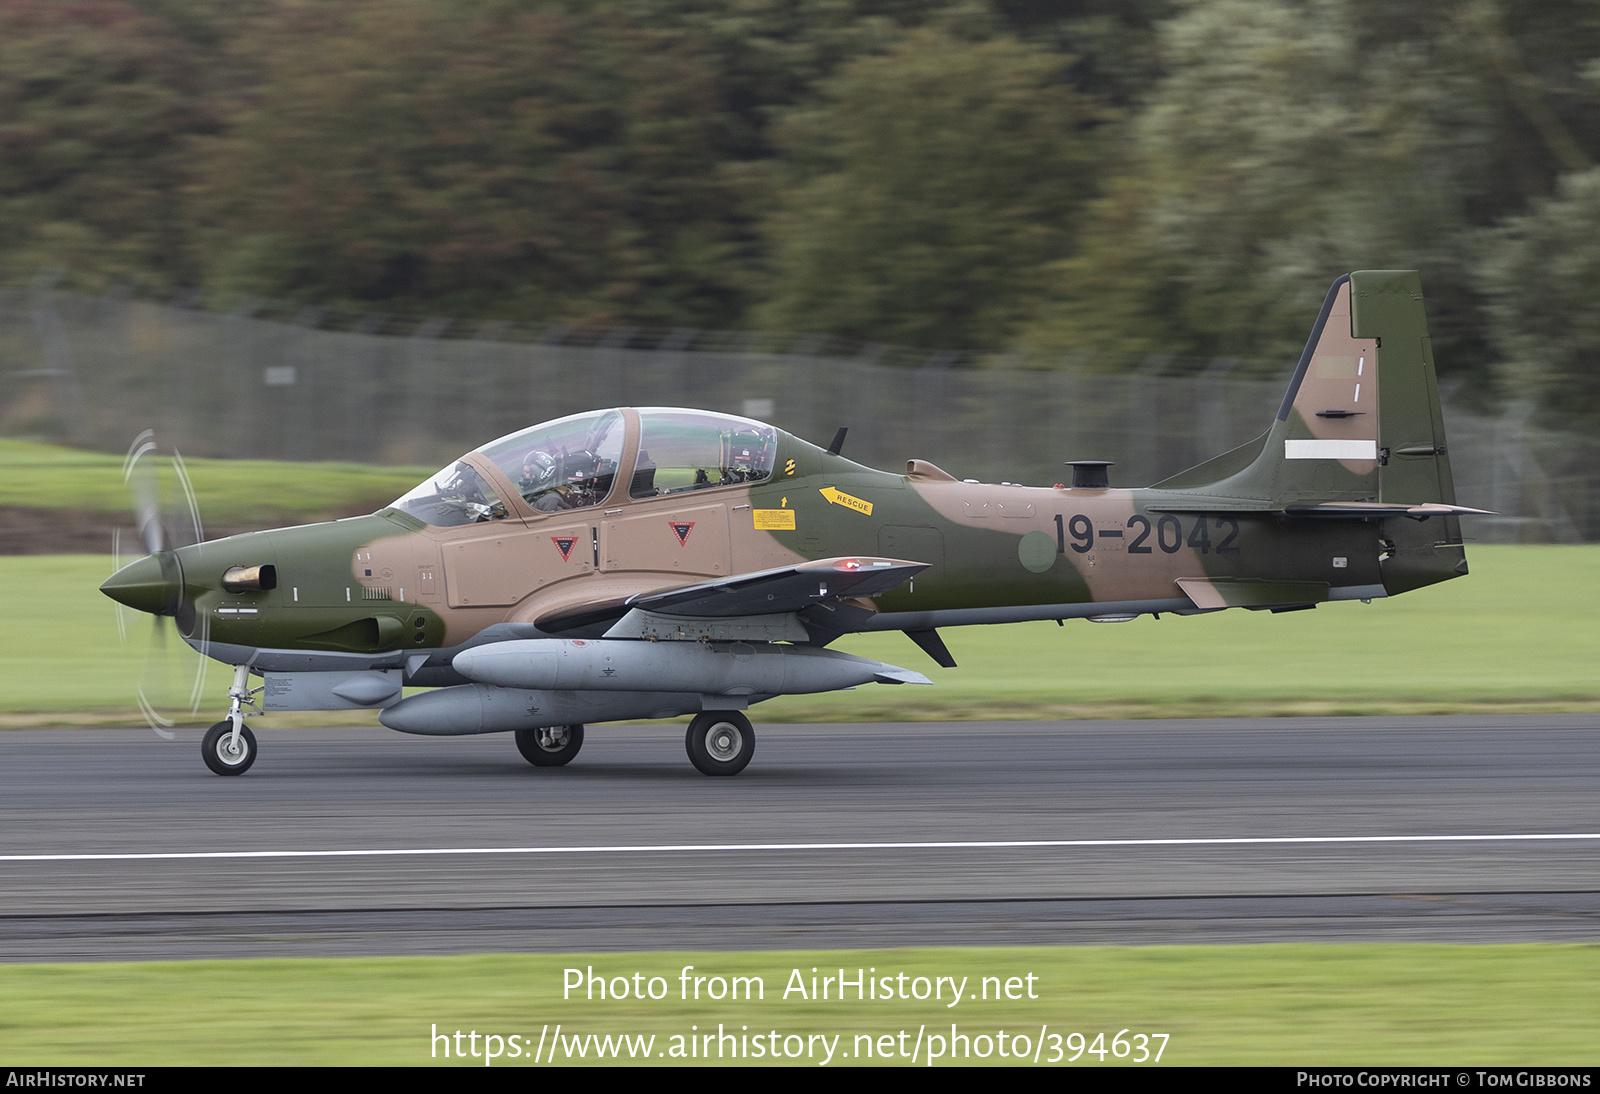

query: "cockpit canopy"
left=631, top=408, right=775, bottom=499
left=389, top=408, right=777, bottom=527
left=479, top=409, right=626, bottom=515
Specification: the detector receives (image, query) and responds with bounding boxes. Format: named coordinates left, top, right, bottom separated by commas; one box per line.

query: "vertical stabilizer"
left=1155, top=271, right=1460, bottom=509
left=1151, top=271, right=1467, bottom=594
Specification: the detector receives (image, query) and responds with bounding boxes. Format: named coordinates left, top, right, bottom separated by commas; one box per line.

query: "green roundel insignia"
left=1018, top=530, right=1056, bottom=574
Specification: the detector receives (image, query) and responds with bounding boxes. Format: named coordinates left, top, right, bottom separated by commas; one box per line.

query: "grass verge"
left=0, top=437, right=431, bottom=526
left=2, top=945, right=1598, bottom=1065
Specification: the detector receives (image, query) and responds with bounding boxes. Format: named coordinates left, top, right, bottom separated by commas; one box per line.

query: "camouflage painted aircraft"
left=102, top=270, right=1484, bottom=777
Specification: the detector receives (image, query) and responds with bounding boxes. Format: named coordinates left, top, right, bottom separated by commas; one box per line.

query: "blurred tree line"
left=3, top=0, right=1598, bottom=416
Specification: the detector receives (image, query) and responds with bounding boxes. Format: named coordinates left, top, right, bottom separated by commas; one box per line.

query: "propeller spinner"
left=102, top=431, right=210, bottom=736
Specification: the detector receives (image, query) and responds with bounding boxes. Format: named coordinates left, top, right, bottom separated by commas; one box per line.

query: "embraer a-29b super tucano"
left=102, top=271, right=1485, bottom=777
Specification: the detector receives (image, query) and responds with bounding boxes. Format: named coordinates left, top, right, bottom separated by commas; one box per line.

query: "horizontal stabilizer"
left=1283, top=502, right=1494, bottom=520
left=1147, top=501, right=1492, bottom=521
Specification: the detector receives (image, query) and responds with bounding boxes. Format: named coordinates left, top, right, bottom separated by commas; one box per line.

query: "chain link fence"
left=2, top=286, right=1592, bottom=543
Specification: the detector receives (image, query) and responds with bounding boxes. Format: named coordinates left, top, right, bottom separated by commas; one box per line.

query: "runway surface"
left=1, top=715, right=1597, bottom=960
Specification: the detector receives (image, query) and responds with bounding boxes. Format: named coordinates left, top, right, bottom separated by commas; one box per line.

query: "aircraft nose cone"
left=101, top=552, right=183, bottom=616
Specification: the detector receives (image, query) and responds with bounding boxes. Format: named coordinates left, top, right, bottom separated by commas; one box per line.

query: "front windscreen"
left=476, top=410, right=625, bottom=515
left=390, top=461, right=509, bottom=527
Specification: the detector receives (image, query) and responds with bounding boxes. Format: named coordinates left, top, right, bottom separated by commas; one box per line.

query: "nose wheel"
left=201, top=665, right=262, bottom=776
left=686, top=711, right=754, bottom=776
left=515, top=723, right=584, bottom=766
left=202, top=720, right=257, bottom=775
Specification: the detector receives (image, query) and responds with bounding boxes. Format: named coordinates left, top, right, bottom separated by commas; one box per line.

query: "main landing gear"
left=202, top=664, right=261, bottom=776
left=512, top=715, right=756, bottom=775
left=515, top=724, right=585, bottom=767
left=686, top=711, right=755, bottom=777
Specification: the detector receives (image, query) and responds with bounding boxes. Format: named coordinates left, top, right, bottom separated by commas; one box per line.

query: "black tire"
left=685, top=712, right=754, bottom=777
left=202, top=720, right=257, bottom=776
left=514, top=724, right=584, bottom=767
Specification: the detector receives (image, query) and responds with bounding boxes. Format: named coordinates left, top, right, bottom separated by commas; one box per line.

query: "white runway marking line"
left=4, top=832, right=1600, bottom=863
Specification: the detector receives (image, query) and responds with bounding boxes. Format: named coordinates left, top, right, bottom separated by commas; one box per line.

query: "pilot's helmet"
left=522, top=450, right=557, bottom=490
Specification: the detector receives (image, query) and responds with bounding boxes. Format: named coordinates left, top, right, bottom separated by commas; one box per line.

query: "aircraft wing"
left=626, top=557, right=926, bottom=617
left=531, top=556, right=927, bottom=638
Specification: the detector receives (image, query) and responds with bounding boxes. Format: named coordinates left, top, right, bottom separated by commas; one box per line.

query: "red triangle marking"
left=551, top=536, right=577, bottom=561
left=669, top=521, right=695, bottom=546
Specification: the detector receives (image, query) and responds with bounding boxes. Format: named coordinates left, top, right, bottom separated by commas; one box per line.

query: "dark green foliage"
left=195, top=2, right=752, bottom=326
left=0, top=0, right=218, bottom=290
left=1023, top=0, right=1600, bottom=392
left=1, top=0, right=1597, bottom=419
left=757, top=29, right=1105, bottom=348
left=1480, top=167, right=1600, bottom=424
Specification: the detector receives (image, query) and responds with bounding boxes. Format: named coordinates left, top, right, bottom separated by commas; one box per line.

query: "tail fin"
left=1154, top=271, right=1470, bottom=593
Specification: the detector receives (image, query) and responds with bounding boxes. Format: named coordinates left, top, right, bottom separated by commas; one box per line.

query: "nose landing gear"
left=202, top=720, right=257, bottom=775
left=202, top=664, right=262, bottom=776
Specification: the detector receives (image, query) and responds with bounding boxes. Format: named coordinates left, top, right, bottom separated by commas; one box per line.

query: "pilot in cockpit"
left=521, top=450, right=570, bottom=512
left=522, top=447, right=613, bottom=512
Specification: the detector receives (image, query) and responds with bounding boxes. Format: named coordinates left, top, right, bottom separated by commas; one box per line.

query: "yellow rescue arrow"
left=818, top=487, right=873, bottom=516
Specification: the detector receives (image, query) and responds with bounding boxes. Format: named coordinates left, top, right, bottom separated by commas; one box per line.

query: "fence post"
left=224, top=298, right=264, bottom=459
left=1199, top=356, right=1240, bottom=461
left=1129, top=354, right=1170, bottom=484
left=26, top=270, right=93, bottom=445
left=406, top=318, right=450, bottom=464
left=1491, top=401, right=1534, bottom=542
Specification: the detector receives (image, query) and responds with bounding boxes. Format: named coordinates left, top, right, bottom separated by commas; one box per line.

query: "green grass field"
left=3, top=945, right=1597, bottom=1065
left=5, top=546, right=1596, bottom=722
left=0, top=437, right=432, bottom=525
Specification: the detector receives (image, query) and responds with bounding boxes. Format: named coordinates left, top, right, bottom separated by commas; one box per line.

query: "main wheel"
left=685, top=712, right=754, bottom=777
left=515, top=724, right=584, bottom=767
left=202, top=720, right=257, bottom=776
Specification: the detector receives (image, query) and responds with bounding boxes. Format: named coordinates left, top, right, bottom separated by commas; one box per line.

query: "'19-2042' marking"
left=1053, top=514, right=1239, bottom=555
